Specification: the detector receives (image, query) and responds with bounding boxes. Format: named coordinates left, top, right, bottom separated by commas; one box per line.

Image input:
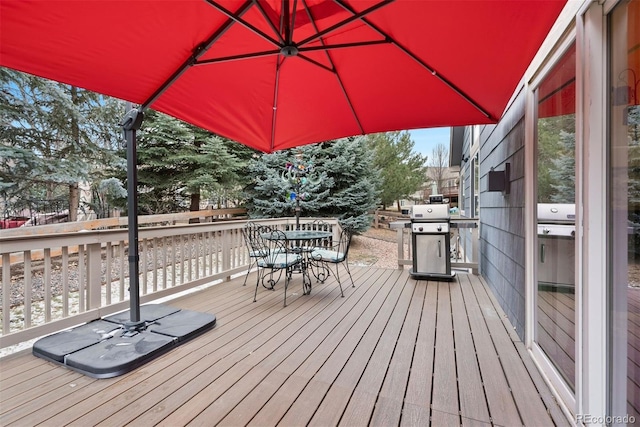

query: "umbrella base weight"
left=32, top=304, right=216, bottom=378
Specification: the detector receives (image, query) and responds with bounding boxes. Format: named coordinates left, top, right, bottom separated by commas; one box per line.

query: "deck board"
left=338, top=274, right=415, bottom=426
left=263, top=269, right=404, bottom=427
left=368, top=276, right=426, bottom=427
left=0, top=267, right=569, bottom=426
left=458, top=274, right=522, bottom=426
left=450, top=278, right=491, bottom=424
left=431, top=282, right=459, bottom=421
left=475, top=277, right=554, bottom=426
left=188, top=269, right=385, bottom=426
left=244, top=268, right=398, bottom=427
left=401, top=278, right=438, bottom=427
left=306, top=273, right=411, bottom=426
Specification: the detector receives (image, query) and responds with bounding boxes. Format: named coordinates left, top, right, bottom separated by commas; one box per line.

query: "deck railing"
left=0, top=214, right=339, bottom=349
left=390, top=217, right=479, bottom=274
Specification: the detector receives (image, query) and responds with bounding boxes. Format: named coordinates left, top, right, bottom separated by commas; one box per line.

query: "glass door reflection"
left=535, top=42, right=576, bottom=391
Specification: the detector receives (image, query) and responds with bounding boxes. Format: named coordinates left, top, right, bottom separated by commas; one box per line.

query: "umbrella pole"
left=121, top=107, right=145, bottom=332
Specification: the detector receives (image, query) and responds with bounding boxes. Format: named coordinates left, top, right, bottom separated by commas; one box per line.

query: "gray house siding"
left=476, top=87, right=527, bottom=339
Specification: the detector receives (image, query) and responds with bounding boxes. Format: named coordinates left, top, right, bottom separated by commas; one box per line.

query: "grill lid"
left=537, top=203, right=575, bottom=224
left=410, top=204, right=450, bottom=221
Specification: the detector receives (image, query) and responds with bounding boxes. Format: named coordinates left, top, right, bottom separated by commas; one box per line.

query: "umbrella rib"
left=253, top=0, right=285, bottom=44
left=297, top=0, right=393, bottom=48
left=303, top=0, right=364, bottom=135
left=334, top=0, right=494, bottom=120
left=290, top=0, right=298, bottom=43
left=140, top=0, right=254, bottom=110
left=195, top=49, right=281, bottom=65
left=204, top=0, right=281, bottom=48
left=298, top=39, right=390, bottom=53
left=283, top=0, right=291, bottom=44
left=296, top=54, right=334, bottom=73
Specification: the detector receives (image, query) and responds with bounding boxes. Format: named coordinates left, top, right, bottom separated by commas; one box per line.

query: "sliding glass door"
left=534, top=42, right=577, bottom=392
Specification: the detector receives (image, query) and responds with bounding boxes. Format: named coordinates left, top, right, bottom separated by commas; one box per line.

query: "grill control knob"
left=437, top=226, right=442, bottom=232
left=418, top=226, right=423, bottom=232
left=571, top=230, right=575, bottom=237
left=543, top=228, right=550, bottom=235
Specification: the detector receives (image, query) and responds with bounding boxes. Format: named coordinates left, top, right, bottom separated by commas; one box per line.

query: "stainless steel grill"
left=409, top=204, right=455, bottom=280
left=537, top=203, right=575, bottom=288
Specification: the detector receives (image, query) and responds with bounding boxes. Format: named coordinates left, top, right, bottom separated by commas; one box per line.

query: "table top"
left=262, top=230, right=332, bottom=240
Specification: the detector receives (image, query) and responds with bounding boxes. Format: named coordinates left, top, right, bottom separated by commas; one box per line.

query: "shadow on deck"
left=0, top=267, right=570, bottom=426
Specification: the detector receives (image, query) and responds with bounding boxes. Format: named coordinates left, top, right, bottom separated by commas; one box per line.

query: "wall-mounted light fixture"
left=461, top=155, right=470, bottom=164
left=488, top=162, right=510, bottom=194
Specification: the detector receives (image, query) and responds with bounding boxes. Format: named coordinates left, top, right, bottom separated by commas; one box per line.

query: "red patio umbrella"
left=1, top=1, right=565, bottom=339
left=1, top=0, right=565, bottom=152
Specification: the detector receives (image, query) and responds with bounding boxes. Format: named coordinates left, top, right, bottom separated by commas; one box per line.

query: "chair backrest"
left=336, top=226, right=353, bottom=260
left=258, top=228, right=296, bottom=267
left=243, top=221, right=267, bottom=255
left=311, top=219, right=333, bottom=248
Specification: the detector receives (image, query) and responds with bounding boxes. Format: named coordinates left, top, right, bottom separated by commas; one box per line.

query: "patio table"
left=262, top=230, right=332, bottom=295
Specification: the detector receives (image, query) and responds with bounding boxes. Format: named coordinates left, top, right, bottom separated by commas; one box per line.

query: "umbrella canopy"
left=1, top=0, right=565, bottom=153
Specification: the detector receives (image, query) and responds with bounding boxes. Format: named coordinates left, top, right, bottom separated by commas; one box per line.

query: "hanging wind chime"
left=282, top=152, right=321, bottom=229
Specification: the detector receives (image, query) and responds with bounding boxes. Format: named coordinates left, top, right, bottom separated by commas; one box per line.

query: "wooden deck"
left=0, top=267, right=570, bottom=426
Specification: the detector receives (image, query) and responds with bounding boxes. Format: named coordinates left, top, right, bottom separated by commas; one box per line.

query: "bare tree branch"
left=427, top=143, right=449, bottom=195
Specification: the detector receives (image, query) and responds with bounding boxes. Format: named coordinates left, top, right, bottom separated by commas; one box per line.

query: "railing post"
left=396, top=227, right=404, bottom=270
left=390, top=220, right=410, bottom=270
left=472, top=224, right=479, bottom=275
left=2, top=253, right=10, bottom=333
left=86, top=242, right=102, bottom=309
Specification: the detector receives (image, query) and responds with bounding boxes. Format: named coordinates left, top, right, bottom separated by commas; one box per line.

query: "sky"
left=406, top=127, right=451, bottom=158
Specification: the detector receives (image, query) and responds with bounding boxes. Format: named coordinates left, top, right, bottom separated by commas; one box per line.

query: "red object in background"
left=0, top=218, right=28, bottom=229
left=0, top=0, right=565, bottom=153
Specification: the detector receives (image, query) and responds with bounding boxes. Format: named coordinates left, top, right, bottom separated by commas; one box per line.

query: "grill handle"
left=438, top=240, right=442, bottom=258
left=540, top=243, right=545, bottom=263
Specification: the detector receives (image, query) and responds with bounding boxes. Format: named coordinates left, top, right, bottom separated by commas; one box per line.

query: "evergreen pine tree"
left=549, top=130, right=576, bottom=204
left=366, top=131, right=428, bottom=209
left=244, top=138, right=381, bottom=232
left=0, top=68, right=123, bottom=217
left=129, top=110, right=249, bottom=214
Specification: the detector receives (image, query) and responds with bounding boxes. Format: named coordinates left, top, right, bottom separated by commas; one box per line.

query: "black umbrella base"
left=32, top=304, right=216, bottom=378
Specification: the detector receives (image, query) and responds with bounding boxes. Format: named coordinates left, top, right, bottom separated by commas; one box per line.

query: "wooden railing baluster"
left=24, top=251, right=32, bottom=326
left=2, top=253, right=10, bottom=333
left=44, top=248, right=51, bottom=322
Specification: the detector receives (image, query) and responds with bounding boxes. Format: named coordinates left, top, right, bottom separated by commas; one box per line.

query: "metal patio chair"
left=310, top=226, right=355, bottom=297
left=305, top=219, right=333, bottom=282
left=253, top=228, right=303, bottom=307
left=241, top=221, right=266, bottom=286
